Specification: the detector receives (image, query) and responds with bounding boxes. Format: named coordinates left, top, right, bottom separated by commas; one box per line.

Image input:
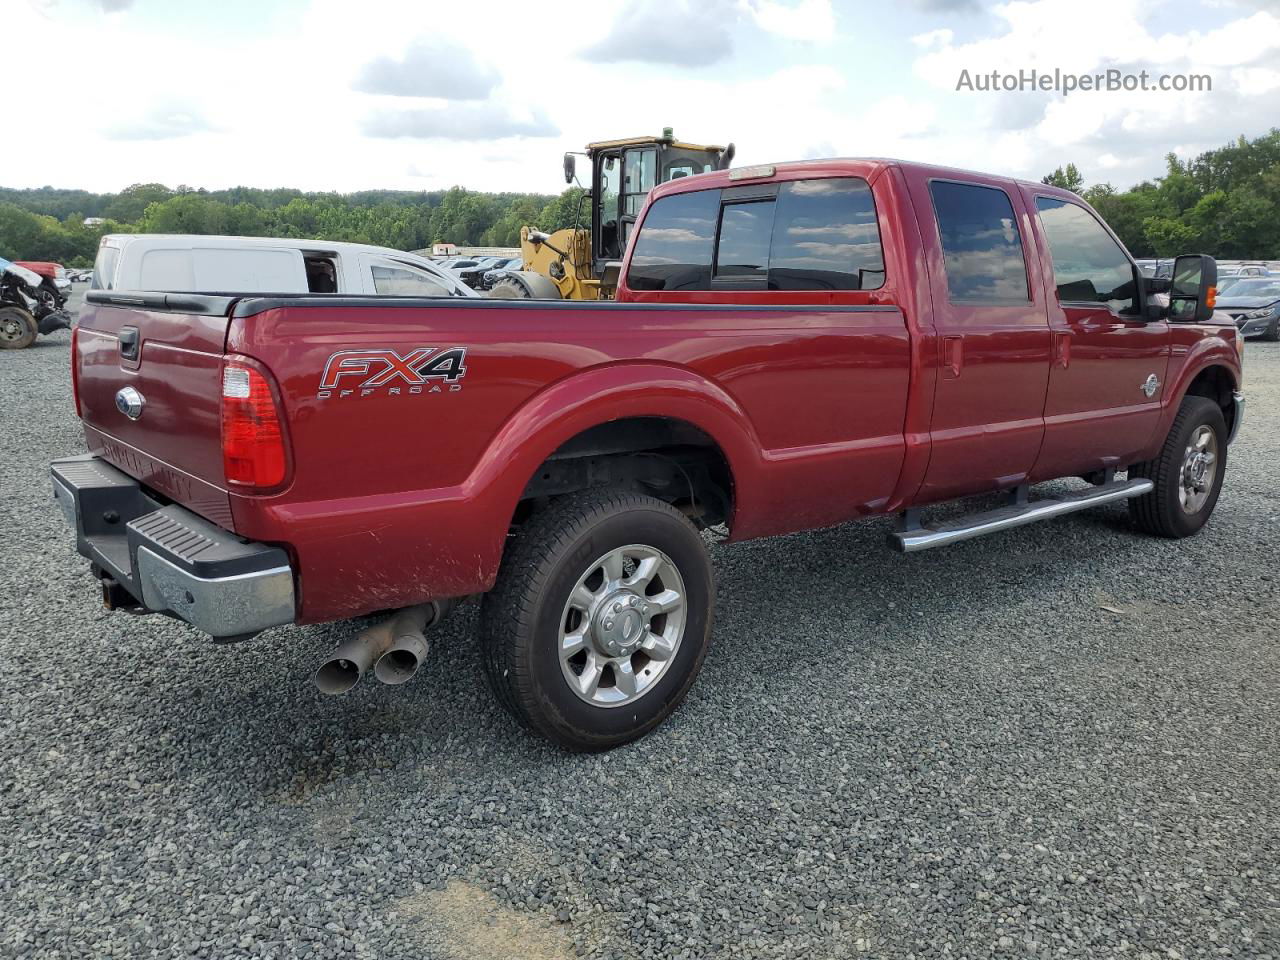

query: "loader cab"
left=587, top=133, right=731, bottom=269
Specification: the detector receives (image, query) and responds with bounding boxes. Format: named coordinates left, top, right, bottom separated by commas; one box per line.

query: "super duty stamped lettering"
left=317, top=347, right=467, bottom=398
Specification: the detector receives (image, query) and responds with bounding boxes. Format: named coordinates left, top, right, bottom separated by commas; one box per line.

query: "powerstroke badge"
left=318, top=347, right=467, bottom=399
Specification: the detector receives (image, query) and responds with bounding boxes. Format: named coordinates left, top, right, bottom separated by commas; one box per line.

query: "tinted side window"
left=930, top=181, right=1029, bottom=302
left=371, top=264, right=448, bottom=297
left=769, top=178, right=884, bottom=290
left=627, top=189, right=720, bottom=291
left=716, top=201, right=774, bottom=281
left=91, top=245, right=120, bottom=291
left=1035, top=197, right=1137, bottom=313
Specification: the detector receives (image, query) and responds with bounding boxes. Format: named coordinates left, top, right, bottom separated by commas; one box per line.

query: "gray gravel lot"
left=2, top=301, right=1278, bottom=959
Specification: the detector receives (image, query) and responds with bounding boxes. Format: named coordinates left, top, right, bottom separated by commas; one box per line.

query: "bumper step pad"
left=51, top=455, right=295, bottom=639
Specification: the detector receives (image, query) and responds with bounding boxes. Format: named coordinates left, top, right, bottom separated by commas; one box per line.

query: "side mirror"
left=563, top=153, right=576, bottom=184
left=1169, top=254, right=1217, bottom=323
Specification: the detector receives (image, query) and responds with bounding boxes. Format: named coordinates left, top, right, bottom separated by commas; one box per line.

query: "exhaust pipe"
left=373, top=599, right=456, bottom=686
left=314, top=600, right=456, bottom=695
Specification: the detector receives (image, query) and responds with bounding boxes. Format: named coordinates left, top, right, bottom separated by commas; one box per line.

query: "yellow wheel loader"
left=490, top=129, right=734, bottom=300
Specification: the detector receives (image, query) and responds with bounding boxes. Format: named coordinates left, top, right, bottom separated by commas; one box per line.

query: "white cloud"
left=4, top=0, right=1279, bottom=199
left=354, top=38, right=500, bottom=100
left=908, top=0, right=1280, bottom=183
left=748, top=0, right=836, bottom=41
left=104, top=102, right=212, bottom=141
left=911, top=28, right=953, bottom=49
left=581, top=0, right=738, bottom=65
left=363, top=105, right=559, bottom=140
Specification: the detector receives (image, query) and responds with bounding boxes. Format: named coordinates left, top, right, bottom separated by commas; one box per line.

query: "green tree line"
left=0, top=182, right=587, bottom=267
left=5, top=129, right=1278, bottom=267
left=1042, top=128, right=1280, bottom=259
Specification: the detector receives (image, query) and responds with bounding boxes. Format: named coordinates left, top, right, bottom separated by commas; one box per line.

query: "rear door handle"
left=942, top=336, right=962, bottom=380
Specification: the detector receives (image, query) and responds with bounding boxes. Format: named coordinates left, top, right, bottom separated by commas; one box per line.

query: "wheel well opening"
left=1185, top=365, right=1236, bottom=434
left=514, top=417, right=734, bottom=532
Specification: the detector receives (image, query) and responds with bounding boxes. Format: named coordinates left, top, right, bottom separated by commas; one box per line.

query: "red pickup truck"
left=53, top=158, right=1244, bottom=749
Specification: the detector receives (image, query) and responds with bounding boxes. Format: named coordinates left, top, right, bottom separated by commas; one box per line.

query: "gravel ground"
left=2, top=304, right=1278, bottom=959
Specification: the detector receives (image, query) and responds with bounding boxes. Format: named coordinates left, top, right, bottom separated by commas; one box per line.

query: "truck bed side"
left=222, top=296, right=913, bottom=622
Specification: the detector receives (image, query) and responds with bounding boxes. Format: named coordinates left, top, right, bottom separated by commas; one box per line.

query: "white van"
left=91, top=235, right=478, bottom=298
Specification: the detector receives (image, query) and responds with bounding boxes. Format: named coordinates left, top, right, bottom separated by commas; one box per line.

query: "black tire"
left=1129, top=396, right=1227, bottom=538
left=488, top=277, right=533, bottom=299
left=36, top=280, right=63, bottom=311
left=1263, top=317, right=1280, bottom=342
left=479, top=489, right=715, bottom=750
left=0, top=306, right=38, bottom=350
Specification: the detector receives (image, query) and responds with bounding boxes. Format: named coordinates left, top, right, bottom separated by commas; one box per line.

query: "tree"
left=535, top=188, right=588, bottom=234
left=103, top=183, right=175, bottom=223
left=1041, top=163, right=1084, bottom=194
left=7, top=128, right=1273, bottom=263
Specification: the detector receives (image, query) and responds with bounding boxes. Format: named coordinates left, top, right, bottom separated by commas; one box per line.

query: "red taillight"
left=70, top=326, right=82, bottom=417
left=221, top=359, right=286, bottom=489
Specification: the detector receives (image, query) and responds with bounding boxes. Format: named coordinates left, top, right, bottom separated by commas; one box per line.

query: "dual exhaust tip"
left=314, top=599, right=455, bottom=695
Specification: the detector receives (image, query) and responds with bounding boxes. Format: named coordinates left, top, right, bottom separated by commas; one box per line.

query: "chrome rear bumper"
left=50, top=455, right=295, bottom=640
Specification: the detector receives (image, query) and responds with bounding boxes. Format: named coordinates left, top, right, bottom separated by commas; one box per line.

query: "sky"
left=8, top=0, right=1280, bottom=197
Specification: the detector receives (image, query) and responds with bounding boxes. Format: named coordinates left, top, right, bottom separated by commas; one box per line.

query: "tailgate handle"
left=118, top=326, right=139, bottom=361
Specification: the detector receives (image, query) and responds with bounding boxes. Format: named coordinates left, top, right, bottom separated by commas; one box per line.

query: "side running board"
left=888, top=478, right=1153, bottom=553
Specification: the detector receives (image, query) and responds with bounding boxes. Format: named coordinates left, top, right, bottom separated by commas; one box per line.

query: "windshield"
left=1222, top=279, right=1280, bottom=299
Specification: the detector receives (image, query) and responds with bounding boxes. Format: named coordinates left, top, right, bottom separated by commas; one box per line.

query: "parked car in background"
left=1216, top=277, right=1280, bottom=340
left=91, top=235, right=478, bottom=298
left=481, top=258, right=524, bottom=290
left=440, top=258, right=482, bottom=272
left=13, top=261, right=71, bottom=310
left=1218, top=263, right=1269, bottom=284
left=456, top=256, right=513, bottom=289
left=1137, top=258, right=1174, bottom=279
left=0, top=258, right=71, bottom=348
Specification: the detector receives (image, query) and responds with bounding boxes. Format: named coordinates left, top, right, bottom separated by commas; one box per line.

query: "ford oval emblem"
left=115, top=386, right=145, bottom=420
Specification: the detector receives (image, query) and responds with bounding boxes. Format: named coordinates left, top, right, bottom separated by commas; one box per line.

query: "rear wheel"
left=1129, top=396, right=1227, bottom=538
left=0, top=306, right=37, bottom=349
left=479, top=489, right=715, bottom=750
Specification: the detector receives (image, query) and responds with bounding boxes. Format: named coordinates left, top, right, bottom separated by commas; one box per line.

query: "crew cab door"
left=1024, top=193, right=1170, bottom=480
left=903, top=172, right=1052, bottom=501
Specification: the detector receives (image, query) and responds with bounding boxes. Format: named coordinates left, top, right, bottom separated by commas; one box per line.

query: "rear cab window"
left=625, top=176, right=886, bottom=294
left=928, top=180, right=1029, bottom=303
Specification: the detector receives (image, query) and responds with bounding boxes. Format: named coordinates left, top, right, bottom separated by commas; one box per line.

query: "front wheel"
left=1263, top=317, right=1280, bottom=342
left=479, top=490, right=715, bottom=750
left=1129, top=396, right=1227, bottom=538
left=0, top=306, right=38, bottom=349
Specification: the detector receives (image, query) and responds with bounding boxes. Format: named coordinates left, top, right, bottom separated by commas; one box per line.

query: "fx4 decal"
left=318, top=347, right=467, bottom=398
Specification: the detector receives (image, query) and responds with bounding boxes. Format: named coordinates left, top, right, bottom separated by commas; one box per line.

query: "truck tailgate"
left=76, top=292, right=238, bottom=526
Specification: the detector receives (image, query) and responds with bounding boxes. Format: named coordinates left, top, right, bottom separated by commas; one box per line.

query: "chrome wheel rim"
left=558, top=544, right=686, bottom=709
left=1179, top=424, right=1218, bottom=515
left=0, top=318, right=20, bottom=341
